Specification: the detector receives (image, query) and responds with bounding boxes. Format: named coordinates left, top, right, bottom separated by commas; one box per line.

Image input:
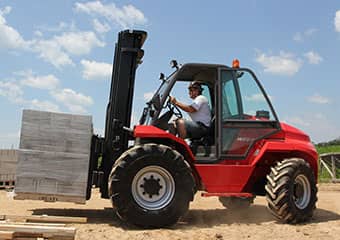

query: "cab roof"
left=174, top=63, right=230, bottom=85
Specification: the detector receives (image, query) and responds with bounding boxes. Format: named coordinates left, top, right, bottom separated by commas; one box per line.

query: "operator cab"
left=169, top=66, right=217, bottom=158
left=140, top=63, right=219, bottom=158
left=140, top=61, right=280, bottom=162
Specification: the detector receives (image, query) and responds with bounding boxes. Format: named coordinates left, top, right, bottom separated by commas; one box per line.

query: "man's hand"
left=169, top=96, right=177, bottom=105
left=169, top=96, right=196, bottom=113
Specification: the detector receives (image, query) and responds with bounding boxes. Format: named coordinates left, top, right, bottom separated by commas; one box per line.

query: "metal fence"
left=319, top=152, right=340, bottom=182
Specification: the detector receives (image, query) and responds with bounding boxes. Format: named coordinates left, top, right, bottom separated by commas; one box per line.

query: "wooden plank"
left=0, top=221, right=66, bottom=227
left=0, top=180, right=15, bottom=189
left=1, top=215, right=86, bottom=224
left=14, top=193, right=86, bottom=205
left=0, top=224, right=75, bottom=240
left=0, top=230, right=13, bottom=240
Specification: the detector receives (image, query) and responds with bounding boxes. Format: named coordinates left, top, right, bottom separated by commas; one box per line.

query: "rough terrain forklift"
left=88, top=29, right=318, bottom=227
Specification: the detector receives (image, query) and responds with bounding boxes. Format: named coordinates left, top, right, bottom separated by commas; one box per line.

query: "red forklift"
left=88, top=30, right=318, bottom=227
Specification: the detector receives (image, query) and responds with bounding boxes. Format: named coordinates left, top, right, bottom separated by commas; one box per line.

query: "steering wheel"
left=166, top=97, right=183, bottom=119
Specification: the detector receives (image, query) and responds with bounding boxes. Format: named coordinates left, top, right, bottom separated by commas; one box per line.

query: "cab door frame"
left=216, top=67, right=281, bottom=160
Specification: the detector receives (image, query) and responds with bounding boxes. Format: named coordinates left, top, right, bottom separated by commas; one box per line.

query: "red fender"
left=134, top=125, right=195, bottom=161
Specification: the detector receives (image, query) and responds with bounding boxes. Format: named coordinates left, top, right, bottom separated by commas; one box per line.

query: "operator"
left=169, top=81, right=211, bottom=139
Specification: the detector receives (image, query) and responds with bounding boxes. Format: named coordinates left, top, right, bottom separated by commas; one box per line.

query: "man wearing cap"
left=169, top=81, right=211, bottom=139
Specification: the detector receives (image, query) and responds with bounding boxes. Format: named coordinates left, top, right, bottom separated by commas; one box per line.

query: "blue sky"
left=0, top=0, right=339, bottom=148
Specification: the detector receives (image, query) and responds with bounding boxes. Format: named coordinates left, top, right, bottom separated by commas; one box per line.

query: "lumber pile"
left=0, top=214, right=84, bottom=239
left=0, top=223, right=75, bottom=240
left=0, top=150, right=17, bottom=189
left=0, top=215, right=87, bottom=224
left=15, top=110, right=93, bottom=204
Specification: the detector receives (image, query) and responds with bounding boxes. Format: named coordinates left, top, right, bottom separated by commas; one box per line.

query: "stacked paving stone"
left=0, top=149, right=17, bottom=186
left=15, top=109, right=93, bottom=204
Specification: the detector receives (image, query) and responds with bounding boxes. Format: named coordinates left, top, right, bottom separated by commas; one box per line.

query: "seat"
left=190, top=117, right=215, bottom=156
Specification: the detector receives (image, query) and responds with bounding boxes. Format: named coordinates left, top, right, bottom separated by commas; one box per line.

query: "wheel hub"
left=293, top=174, right=311, bottom=209
left=140, top=175, right=163, bottom=198
left=294, top=183, right=304, bottom=198
left=132, top=165, right=175, bottom=210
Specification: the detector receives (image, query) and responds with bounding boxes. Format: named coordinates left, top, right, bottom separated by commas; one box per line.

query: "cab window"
left=221, top=71, right=239, bottom=119
left=237, top=71, right=274, bottom=120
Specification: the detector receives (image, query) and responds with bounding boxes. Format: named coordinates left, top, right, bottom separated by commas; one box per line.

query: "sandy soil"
left=1, top=184, right=340, bottom=240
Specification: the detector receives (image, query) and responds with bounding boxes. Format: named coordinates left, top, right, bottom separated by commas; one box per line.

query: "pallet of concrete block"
left=15, top=109, right=93, bottom=204
left=0, top=150, right=17, bottom=189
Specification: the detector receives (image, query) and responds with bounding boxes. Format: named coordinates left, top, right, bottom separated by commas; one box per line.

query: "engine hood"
left=280, top=122, right=311, bottom=142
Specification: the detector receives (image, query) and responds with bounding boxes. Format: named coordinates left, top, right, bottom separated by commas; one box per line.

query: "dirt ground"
left=1, top=184, right=340, bottom=240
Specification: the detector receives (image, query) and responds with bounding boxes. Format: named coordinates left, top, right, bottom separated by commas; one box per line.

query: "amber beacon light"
left=232, top=59, right=240, bottom=68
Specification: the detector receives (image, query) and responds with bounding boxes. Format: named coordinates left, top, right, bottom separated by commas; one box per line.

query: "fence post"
left=331, top=155, right=336, bottom=183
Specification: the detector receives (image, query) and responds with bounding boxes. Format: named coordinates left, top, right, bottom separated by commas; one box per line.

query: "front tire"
left=109, top=144, right=195, bottom=227
left=265, top=158, right=317, bottom=223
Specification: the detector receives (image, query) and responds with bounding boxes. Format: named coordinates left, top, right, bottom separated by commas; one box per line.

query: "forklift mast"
left=93, top=30, right=147, bottom=198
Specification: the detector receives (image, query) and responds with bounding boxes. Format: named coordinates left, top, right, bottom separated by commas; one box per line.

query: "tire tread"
left=265, top=158, right=317, bottom=224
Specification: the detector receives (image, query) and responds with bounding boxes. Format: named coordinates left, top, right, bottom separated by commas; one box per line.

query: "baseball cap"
left=188, top=81, right=203, bottom=91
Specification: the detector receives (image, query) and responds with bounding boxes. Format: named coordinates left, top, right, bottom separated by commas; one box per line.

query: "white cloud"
left=293, top=28, right=317, bottom=42
left=75, top=1, right=147, bottom=29
left=305, top=28, right=317, bottom=36
left=0, top=6, right=11, bottom=16
left=1, top=73, right=91, bottom=114
left=293, top=32, right=303, bottom=42
left=32, top=31, right=105, bottom=68
left=283, top=117, right=311, bottom=127
left=54, top=31, right=105, bottom=55
left=81, top=59, right=112, bottom=80
left=36, top=21, right=71, bottom=33
left=33, top=39, right=74, bottom=68
left=304, top=51, right=323, bottom=65
left=0, top=81, right=24, bottom=103
left=21, top=73, right=60, bottom=90
left=29, top=99, right=60, bottom=112
left=335, top=10, right=340, bottom=32
left=143, top=92, right=154, bottom=101
left=307, top=93, right=330, bottom=104
left=255, top=51, right=302, bottom=76
left=93, top=19, right=110, bottom=33
left=50, top=88, right=93, bottom=114
left=284, top=114, right=340, bottom=143
left=245, top=93, right=266, bottom=102
left=0, top=78, right=62, bottom=112
left=34, top=30, right=43, bottom=37
left=1, top=70, right=95, bottom=114
left=0, top=6, right=28, bottom=50
left=0, top=7, right=104, bottom=69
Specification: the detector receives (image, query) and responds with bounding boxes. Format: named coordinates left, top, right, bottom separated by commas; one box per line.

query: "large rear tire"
left=265, top=158, right=317, bottom=223
left=109, top=144, right=195, bottom=228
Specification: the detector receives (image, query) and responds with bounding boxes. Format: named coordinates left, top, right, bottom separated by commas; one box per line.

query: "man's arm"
left=170, top=96, right=196, bottom=113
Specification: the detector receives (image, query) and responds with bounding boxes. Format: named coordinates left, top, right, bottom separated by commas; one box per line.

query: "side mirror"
left=159, top=73, right=165, bottom=81
left=256, top=110, right=270, bottom=119
left=236, top=71, right=244, bottom=78
left=170, top=60, right=179, bottom=69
